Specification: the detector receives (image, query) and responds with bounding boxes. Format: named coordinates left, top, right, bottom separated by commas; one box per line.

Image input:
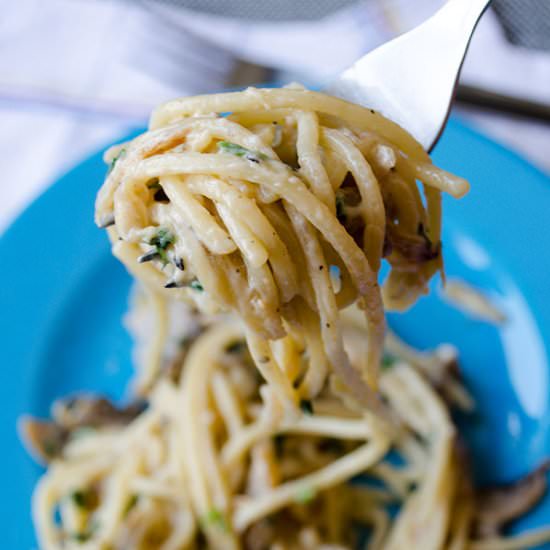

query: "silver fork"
left=326, top=0, right=492, bottom=152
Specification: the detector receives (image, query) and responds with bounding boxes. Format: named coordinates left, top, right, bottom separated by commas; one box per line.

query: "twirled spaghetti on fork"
left=95, top=85, right=469, bottom=406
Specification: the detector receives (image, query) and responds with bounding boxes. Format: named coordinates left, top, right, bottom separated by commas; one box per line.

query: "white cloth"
left=1, top=0, right=549, bottom=232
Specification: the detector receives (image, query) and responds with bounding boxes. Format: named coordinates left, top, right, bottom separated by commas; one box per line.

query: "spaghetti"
left=22, top=308, right=550, bottom=549
left=95, top=85, right=470, bottom=407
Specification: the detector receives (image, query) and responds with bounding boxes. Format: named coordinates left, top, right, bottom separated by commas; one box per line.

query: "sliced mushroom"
left=53, top=396, right=146, bottom=429
left=20, top=397, right=147, bottom=465
left=473, top=460, right=550, bottom=538
left=19, top=417, right=68, bottom=465
left=385, top=222, right=440, bottom=264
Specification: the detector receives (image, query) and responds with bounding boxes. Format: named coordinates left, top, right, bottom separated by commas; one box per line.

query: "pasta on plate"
left=21, top=302, right=550, bottom=550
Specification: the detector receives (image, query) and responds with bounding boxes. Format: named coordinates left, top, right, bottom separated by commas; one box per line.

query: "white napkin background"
left=1, top=0, right=549, bottom=232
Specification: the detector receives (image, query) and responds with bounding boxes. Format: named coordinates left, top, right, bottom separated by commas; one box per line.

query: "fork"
left=325, top=0, right=492, bottom=152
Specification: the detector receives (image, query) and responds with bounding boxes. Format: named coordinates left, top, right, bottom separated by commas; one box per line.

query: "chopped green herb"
left=294, top=486, right=316, bottom=504
left=300, top=400, right=313, bottom=415
left=150, top=228, right=175, bottom=250
left=108, top=148, right=126, bottom=174
left=146, top=178, right=160, bottom=189
left=201, top=508, right=227, bottom=531
left=148, top=228, right=176, bottom=265
left=70, top=427, right=96, bottom=441
left=381, top=352, right=397, bottom=370
left=190, top=279, right=204, bottom=292
left=217, top=141, right=268, bottom=163
left=70, top=488, right=96, bottom=510
left=226, top=340, right=246, bottom=354
left=71, top=490, right=86, bottom=508
left=122, top=494, right=139, bottom=518
left=72, top=530, right=93, bottom=543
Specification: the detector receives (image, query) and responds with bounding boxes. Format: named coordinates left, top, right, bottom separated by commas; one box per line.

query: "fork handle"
left=456, top=84, right=550, bottom=124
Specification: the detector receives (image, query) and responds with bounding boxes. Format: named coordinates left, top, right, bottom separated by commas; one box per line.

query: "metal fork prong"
left=326, top=0, right=492, bottom=151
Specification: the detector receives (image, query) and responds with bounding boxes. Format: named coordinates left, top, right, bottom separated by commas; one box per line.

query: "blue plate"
left=1, top=119, right=549, bottom=547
